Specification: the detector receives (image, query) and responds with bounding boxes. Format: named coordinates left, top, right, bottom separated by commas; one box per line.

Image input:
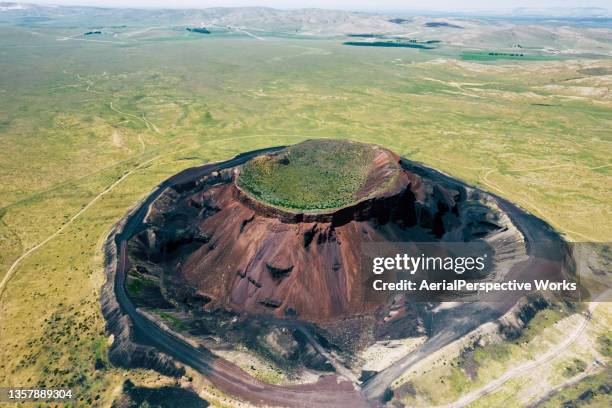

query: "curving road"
left=436, top=306, right=594, bottom=408
left=107, top=148, right=575, bottom=407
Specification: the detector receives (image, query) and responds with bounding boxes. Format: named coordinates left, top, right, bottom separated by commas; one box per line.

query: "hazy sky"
left=26, top=0, right=612, bottom=12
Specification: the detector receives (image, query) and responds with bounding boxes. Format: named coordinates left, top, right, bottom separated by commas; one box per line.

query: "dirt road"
left=436, top=306, right=593, bottom=408
left=105, top=149, right=576, bottom=407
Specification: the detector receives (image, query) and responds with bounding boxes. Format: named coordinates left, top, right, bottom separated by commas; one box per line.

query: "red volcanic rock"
left=132, top=141, right=508, bottom=324
left=177, top=181, right=382, bottom=322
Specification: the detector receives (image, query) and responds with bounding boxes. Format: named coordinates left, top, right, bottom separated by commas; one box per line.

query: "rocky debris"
left=261, top=328, right=299, bottom=360
left=240, top=214, right=255, bottom=232
left=100, top=218, right=185, bottom=378
left=188, top=198, right=203, bottom=209
left=292, top=329, right=336, bottom=372
left=303, top=224, right=318, bottom=248
left=497, top=295, right=551, bottom=340
left=135, top=226, right=209, bottom=258
left=145, top=187, right=181, bottom=225
left=198, top=199, right=221, bottom=219
left=112, top=379, right=209, bottom=408
left=260, top=298, right=282, bottom=308
left=266, top=263, right=294, bottom=278
left=248, top=276, right=262, bottom=288
left=359, top=370, right=378, bottom=382
left=182, top=291, right=212, bottom=308
left=171, top=168, right=233, bottom=195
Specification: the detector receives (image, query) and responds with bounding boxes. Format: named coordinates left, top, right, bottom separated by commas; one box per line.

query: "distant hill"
left=0, top=3, right=408, bottom=35
left=509, top=7, right=611, bottom=18
left=1, top=3, right=610, bottom=55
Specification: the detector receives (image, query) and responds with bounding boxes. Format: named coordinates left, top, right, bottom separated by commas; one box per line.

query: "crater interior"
left=236, top=139, right=401, bottom=212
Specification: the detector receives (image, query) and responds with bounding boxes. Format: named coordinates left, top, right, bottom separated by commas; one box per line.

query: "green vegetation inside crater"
left=126, top=274, right=156, bottom=295
left=237, top=140, right=379, bottom=211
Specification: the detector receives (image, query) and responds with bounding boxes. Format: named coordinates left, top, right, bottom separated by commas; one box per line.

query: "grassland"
left=389, top=298, right=612, bottom=407
left=0, top=20, right=610, bottom=407
left=237, top=139, right=380, bottom=210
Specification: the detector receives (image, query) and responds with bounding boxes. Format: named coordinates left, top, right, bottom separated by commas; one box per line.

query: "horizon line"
left=8, top=2, right=612, bottom=15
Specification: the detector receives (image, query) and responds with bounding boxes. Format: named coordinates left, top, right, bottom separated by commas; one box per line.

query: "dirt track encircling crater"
left=101, top=141, right=576, bottom=406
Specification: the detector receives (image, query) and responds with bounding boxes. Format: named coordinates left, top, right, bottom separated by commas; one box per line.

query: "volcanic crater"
left=103, top=139, right=576, bottom=404
left=126, top=140, right=524, bottom=325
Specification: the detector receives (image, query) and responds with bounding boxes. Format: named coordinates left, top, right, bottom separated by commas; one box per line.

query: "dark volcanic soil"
left=103, top=140, right=576, bottom=407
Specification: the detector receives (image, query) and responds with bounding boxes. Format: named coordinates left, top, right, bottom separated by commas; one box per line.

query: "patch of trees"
left=186, top=27, right=211, bottom=34
left=488, top=52, right=525, bottom=57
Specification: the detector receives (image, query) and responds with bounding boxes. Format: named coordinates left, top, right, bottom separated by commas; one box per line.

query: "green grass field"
left=237, top=139, right=389, bottom=210
left=0, top=22, right=610, bottom=407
